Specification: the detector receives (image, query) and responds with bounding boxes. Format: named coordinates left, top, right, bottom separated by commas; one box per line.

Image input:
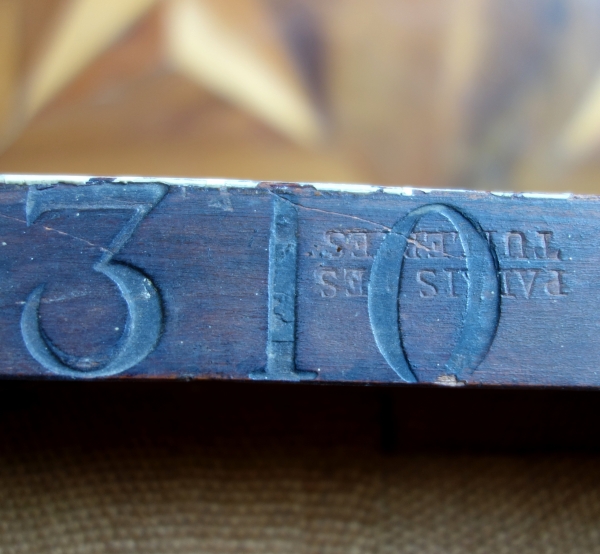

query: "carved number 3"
left=21, top=184, right=167, bottom=378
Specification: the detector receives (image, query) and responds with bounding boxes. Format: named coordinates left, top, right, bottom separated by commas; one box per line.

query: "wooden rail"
left=0, top=175, right=588, bottom=386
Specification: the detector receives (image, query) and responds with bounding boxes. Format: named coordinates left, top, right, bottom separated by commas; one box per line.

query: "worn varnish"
left=0, top=175, right=589, bottom=386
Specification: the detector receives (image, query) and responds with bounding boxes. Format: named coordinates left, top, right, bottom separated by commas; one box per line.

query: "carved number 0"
left=368, top=204, right=500, bottom=383
left=21, top=184, right=167, bottom=378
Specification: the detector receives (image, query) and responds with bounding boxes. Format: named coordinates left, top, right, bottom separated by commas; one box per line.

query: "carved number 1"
left=21, top=184, right=167, bottom=378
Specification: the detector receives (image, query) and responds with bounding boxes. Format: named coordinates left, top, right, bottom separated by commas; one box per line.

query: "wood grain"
left=0, top=175, right=594, bottom=387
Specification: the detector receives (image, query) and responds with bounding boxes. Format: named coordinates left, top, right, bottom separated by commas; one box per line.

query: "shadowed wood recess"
left=4, top=382, right=600, bottom=553
left=2, top=1, right=600, bottom=190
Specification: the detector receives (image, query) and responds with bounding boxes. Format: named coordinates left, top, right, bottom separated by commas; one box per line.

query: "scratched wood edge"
left=0, top=174, right=592, bottom=387
left=0, top=173, right=579, bottom=199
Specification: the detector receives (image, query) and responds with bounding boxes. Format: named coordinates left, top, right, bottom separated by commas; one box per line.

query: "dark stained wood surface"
left=0, top=176, right=593, bottom=386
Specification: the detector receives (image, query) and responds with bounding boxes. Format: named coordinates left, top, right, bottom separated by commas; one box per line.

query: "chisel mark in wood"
left=208, top=188, right=233, bottom=212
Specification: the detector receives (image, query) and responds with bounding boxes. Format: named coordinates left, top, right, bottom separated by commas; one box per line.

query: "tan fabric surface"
left=1, top=383, right=600, bottom=553
left=4, top=450, right=600, bottom=553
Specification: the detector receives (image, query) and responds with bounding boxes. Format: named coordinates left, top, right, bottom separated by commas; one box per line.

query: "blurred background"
left=5, top=2, right=600, bottom=553
left=2, top=0, right=600, bottom=191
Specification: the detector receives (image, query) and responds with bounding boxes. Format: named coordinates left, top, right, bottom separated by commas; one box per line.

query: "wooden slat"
left=0, top=175, right=594, bottom=387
